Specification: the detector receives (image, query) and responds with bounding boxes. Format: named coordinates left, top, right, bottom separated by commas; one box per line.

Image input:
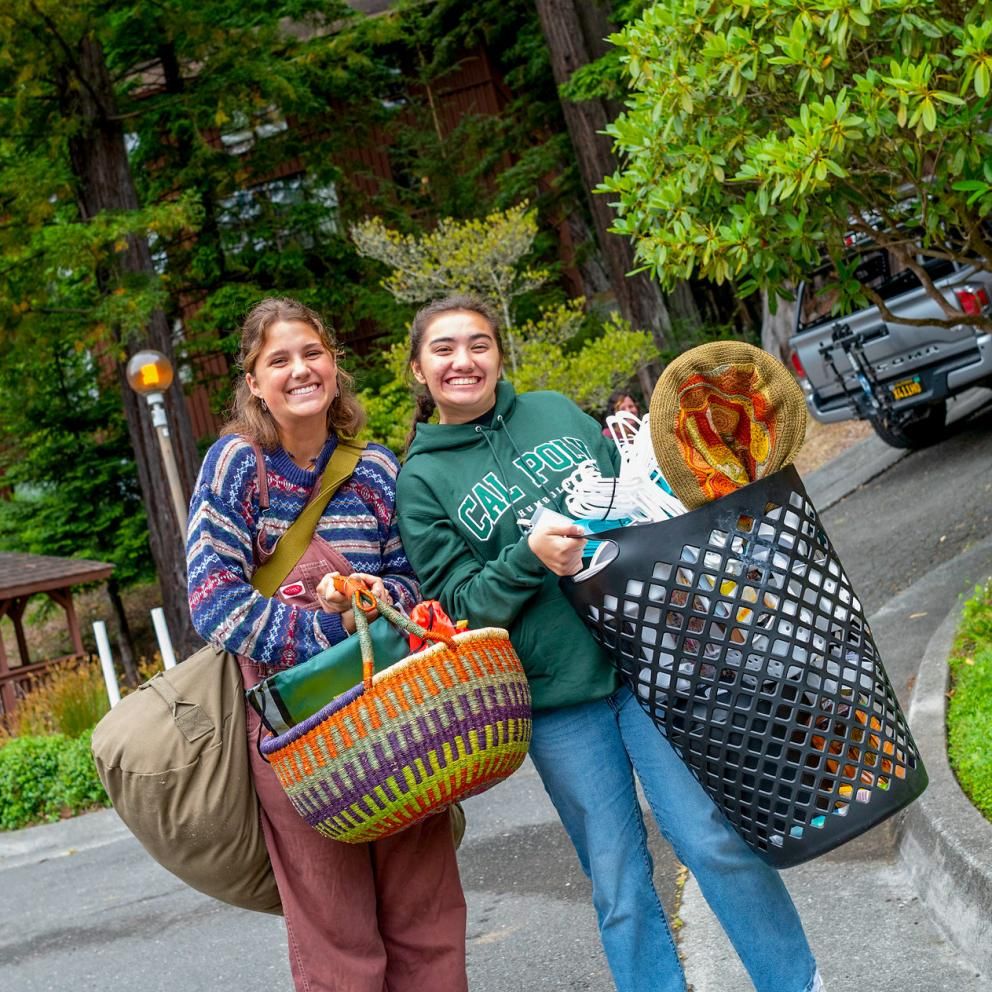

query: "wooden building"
left=0, top=552, right=114, bottom=718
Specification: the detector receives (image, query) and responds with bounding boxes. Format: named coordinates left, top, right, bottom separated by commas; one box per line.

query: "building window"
left=217, top=174, right=339, bottom=253
left=219, top=107, right=289, bottom=156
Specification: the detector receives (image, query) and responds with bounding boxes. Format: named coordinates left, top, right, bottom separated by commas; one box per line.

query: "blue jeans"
left=529, top=685, right=818, bottom=992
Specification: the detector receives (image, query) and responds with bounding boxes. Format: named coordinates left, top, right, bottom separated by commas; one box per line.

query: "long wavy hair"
left=221, top=297, right=365, bottom=449
left=405, top=294, right=504, bottom=450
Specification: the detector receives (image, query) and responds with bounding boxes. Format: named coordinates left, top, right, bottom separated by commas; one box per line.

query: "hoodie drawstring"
left=479, top=414, right=567, bottom=515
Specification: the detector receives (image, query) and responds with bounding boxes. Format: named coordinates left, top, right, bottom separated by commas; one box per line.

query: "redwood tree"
left=0, top=7, right=201, bottom=653
left=77, top=37, right=206, bottom=652
left=535, top=0, right=687, bottom=392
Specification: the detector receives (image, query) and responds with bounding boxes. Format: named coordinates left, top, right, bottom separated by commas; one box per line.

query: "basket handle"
left=332, top=575, right=457, bottom=689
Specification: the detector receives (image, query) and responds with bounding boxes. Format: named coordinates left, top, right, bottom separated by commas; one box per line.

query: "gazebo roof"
left=0, top=552, right=114, bottom=600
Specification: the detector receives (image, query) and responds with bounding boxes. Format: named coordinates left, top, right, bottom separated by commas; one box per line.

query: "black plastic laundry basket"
left=561, top=464, right=927, bottom=868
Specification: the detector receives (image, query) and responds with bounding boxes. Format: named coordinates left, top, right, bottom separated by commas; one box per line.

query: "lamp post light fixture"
left=125, top=349, right=188, bottom=534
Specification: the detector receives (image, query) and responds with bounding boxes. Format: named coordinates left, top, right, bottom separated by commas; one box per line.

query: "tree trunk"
left=761, top=288, right=797, bottom=363
left=61, top=35, right=201, bottom=656
left=106, top=577, right=139, bottom=687
left=535, top=0, right=691, bottom=362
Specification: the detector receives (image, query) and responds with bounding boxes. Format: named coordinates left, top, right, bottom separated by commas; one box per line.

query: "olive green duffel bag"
left=91, top=643, right=283, bottom=914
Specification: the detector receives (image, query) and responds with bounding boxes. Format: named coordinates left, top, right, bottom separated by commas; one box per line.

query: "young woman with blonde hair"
left=186, top=296, right=467, bottom=992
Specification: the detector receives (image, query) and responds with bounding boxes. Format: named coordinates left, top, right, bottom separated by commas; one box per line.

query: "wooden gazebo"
left=0, top=552, right=114, bottom=717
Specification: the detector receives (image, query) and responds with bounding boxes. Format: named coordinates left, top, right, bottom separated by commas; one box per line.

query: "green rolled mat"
left=245, top=618, right=412, bottom=734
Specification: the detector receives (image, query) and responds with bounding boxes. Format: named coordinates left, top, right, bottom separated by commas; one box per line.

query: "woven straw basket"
left=260, top=593, right=532, bottom=844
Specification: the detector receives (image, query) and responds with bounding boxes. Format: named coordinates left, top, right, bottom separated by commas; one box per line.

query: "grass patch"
left=6, top=660, right=111, bottom=738
left=947, top=577, right=992, bottom=821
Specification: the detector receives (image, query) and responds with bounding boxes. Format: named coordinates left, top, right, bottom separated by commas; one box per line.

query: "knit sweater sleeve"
left=396, top=466, right=547, bottom=631
left=186, top=436, right=346, bottom=666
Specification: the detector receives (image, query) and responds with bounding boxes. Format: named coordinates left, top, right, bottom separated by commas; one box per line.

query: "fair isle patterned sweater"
left=187, top=433, right=419, bottom=667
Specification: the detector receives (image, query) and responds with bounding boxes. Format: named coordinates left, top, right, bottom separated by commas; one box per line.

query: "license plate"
left=891, top=377, right=922, bottom=400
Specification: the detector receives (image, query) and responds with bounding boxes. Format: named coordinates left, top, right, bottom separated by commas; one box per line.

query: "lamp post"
left=125, top=349, right=188, bottom=533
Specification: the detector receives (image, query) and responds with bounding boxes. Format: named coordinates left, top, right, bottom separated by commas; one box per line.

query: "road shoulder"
left=900, top=592, right=992, bottom=978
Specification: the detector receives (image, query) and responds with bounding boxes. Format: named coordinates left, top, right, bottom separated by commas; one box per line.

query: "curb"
left=802, top=387, right=991, bottom=513
left=0, top=806, right=130, bottom=872
left=899, top=599, right=992, bottom=976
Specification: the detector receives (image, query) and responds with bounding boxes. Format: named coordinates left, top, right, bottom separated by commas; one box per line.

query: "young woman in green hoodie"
left=396, top=295, right=824, bottom=992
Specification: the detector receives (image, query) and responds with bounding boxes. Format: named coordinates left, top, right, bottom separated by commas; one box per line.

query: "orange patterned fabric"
left=673, top=362, right=776, bottom=503
left=650, top=341, right=807, bottom=509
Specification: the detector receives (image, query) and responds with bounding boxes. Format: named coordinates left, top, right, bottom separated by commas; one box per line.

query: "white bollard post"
left=151, top=607, right=178, bottom=670
left=92, top=621, right=121, bottom=708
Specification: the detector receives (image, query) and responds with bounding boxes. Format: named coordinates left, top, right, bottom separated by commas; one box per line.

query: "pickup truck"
left=788, top=246, right=992, bottom=448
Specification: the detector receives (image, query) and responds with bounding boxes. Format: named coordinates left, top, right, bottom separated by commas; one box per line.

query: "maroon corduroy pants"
left=242, top=660, right=468, bottom=992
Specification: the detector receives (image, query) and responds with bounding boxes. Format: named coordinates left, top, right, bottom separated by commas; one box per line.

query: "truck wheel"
left=869, top=401, right=947, bottom=449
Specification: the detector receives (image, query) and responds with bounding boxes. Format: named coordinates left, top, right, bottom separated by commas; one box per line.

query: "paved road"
left=814, top=389, right=992, bottom=702
left=0, top=756, right=641, bottom=991
left=2, top=389, right=990, bottom=991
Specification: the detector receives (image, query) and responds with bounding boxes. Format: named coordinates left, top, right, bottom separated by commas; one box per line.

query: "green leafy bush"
left=603, top=0, right=992, bottom=331
left=947, top=578, right=992, bottom=821
left=0, top=730, right=110, bottom=831
left=350, top=205, right=656, bottom=444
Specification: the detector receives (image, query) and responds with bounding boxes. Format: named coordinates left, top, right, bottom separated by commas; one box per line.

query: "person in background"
left=186, top=296, right=467, bottom=992
left=602, top=389, right=641, bottom=437
left=395, top=293, right=824, bottom=992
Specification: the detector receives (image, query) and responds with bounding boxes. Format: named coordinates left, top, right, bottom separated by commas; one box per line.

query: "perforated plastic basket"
left=562, top=465, right=927, bottom=868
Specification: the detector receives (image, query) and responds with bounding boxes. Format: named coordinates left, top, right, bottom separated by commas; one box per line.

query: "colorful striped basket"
left=259, top=590, right=532, bottom=844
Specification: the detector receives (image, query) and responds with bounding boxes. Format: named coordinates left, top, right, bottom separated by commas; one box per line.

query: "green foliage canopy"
left=602, top=0, right=992, bottom=327
left=350, top=203, right=655, bottom=437
left=0, top=343, right=152, bottom=587
left=0, top=0, right=372, bottom=581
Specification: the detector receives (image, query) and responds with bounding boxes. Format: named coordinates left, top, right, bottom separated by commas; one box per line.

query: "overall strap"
left=250, top=439, right=367, bottom=598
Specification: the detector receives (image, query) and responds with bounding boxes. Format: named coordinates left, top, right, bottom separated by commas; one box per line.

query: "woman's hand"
left=315, top=572, right=352, bottom=613
left=348, top=572, right=392, bottom=605
left=527, top=522, right=587, bottom=577
left=315, top=572, right=391, bottom=632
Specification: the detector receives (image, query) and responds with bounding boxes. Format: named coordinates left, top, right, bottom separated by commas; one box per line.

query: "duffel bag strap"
left=250, top=439, right=367, bottom=599
left=144, top=672, right=214, bottom=743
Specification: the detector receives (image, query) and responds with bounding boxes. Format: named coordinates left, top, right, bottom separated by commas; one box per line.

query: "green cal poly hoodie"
left=397, top=380, right=620, bottom=711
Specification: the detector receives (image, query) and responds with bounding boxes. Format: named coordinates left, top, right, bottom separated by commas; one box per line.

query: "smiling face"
left=411, top=309, right=503, bottom=424
left=246, top=319, right=337, bottom=435
left=615, top=394, right=640, bottom=416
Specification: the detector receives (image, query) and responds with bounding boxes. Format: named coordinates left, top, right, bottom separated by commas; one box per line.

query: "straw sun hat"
left=649, top=341, right=807, bottom=510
